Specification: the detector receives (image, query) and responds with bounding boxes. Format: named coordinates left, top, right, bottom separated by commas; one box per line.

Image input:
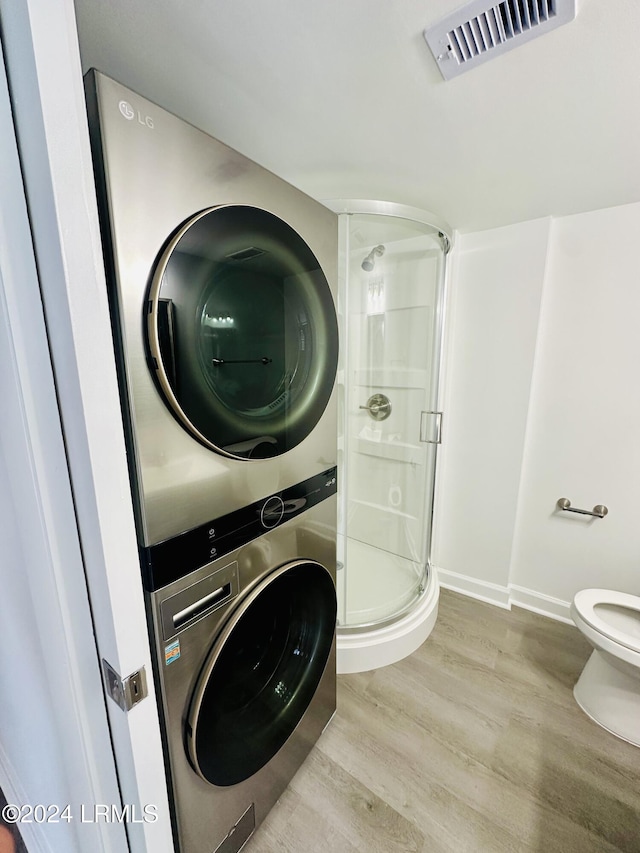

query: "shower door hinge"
left=102, top=659, right=148, bottom=712
left=420, top=411, right=443, bottom=444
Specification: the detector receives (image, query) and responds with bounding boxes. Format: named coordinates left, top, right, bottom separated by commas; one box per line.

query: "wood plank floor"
left=249, top=588, right=640, bottom=852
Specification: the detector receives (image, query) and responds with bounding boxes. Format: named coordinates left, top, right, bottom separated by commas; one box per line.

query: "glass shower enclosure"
left=326, top=200, right=452, bottom=673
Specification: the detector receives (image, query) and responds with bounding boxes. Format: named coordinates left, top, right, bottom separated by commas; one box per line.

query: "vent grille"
left=424, top=0, right=576, bottom=80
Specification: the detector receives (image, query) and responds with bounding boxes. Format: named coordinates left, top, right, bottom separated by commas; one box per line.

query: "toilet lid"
left=573, top=589, right=640, bottom=652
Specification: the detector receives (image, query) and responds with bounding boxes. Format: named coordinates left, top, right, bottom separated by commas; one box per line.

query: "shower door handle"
left=420, top=411, right=443, bottom=444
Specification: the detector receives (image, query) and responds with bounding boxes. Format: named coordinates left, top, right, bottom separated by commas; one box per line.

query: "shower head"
left=361, top=244, right=385, bottom=271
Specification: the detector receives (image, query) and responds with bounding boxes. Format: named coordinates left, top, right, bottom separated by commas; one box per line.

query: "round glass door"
left=147, top=205, right=338, bottom=459
left=187, top=561, right=336, bottom=787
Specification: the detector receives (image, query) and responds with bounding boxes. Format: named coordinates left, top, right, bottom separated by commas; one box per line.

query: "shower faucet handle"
left=360, top=393, right=392, bottom=421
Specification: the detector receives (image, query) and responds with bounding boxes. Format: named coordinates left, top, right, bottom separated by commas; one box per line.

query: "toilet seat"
left=573, top=589, right=640, bottom=653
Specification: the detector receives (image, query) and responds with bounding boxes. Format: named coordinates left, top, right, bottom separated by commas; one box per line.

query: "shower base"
left=339, top=536, right=423, bottom=625
left=336, top=538, right=439, bottom=674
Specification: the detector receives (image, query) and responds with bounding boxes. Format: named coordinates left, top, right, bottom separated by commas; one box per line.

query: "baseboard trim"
left=509, top=584, right=572, bottom=624
left=437, top=567, right=511, bottom=609
left=435, top=567, right=572, bottom=624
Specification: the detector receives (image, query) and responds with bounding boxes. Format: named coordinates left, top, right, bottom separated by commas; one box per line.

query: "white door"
left=0, top=1, right=173, bottom=851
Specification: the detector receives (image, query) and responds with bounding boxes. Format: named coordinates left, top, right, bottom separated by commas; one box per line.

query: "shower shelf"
left=354, top=437, right=423, bottom=465
left=349, top=497, right=416, bottom=520
left=354, top=367, right=428, bottom=390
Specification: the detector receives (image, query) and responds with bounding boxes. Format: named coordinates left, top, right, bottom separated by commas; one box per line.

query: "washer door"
left=147, top=205, right=338, bottom=459
left=187, top=560, right=336, bottom=787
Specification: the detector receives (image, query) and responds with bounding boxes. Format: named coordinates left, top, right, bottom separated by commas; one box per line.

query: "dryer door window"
left=187, top=560, right=336, bottom=787
left=147, top=205, right=338, bottom=459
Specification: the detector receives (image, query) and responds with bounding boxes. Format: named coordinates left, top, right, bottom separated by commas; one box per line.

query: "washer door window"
left=187, top=560, right=336, bottom=787
left=147, top=205, right=338, bottom=459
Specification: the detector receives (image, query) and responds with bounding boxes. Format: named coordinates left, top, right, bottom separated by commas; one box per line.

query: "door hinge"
left=102, top=659, right=148, bottom=712
left=420, top=411, right=443, bottom=444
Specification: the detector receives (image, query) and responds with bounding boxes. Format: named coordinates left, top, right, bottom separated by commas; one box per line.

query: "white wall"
left=433, top=218, right=550, bottom=603
left=435, top=201, right=640, bottom=619
left=510, top=202, right=640, bottom=605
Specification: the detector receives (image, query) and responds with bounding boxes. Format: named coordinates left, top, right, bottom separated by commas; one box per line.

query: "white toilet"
left=570, top=588, right=640, bottom=747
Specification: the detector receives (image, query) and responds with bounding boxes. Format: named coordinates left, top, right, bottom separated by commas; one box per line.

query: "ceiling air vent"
left=424, top=0, right=577, bottom=80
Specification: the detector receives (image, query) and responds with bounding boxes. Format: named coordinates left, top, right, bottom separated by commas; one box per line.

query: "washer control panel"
left=260, top=496, right=285, bottom=529
left=143, top=467, right=337, bottom=591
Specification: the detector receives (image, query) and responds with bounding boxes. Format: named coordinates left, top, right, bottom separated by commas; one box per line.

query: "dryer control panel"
left=142, top=467, right=337, bottom=591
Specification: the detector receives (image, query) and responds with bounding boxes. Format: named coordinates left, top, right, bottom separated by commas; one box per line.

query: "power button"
left=260, top=495, right=285, bottom=529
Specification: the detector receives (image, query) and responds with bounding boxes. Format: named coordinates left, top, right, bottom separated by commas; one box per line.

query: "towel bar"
left=556, top=498, right=608, bottom=518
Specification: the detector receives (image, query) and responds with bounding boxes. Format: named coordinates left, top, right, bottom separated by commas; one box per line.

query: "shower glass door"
left=336, top=206, right=448, bottom=630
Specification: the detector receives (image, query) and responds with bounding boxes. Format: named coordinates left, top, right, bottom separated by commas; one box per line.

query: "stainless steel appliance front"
left=149, top=494, right=337, bottom=853
left=85, top=71, right=339, bottom=853
left=85, top=71, right=338, bottom=546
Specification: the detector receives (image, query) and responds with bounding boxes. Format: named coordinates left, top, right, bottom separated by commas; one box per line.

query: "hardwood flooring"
left=249, top=588, right=640, bottom=852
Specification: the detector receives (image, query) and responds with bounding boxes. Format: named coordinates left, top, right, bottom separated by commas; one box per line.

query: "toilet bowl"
left=570, top=588, right=640, bottom=747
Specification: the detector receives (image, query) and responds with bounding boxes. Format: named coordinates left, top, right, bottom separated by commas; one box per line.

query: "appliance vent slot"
left=424, top=0, right=576, bottom=80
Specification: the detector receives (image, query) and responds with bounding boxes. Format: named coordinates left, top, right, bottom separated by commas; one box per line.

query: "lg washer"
left=85, top=71, right=338, bottom=853
left=146, top=469, right=337, bottom=853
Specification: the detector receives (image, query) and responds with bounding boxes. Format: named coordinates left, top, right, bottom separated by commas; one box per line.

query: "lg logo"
left=118, top=100, right=154, bottom=129
left=118, top=100, right=135, bottom=120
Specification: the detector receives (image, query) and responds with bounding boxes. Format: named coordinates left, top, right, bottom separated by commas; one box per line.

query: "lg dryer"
left=84, top=70, right=338, bottom=548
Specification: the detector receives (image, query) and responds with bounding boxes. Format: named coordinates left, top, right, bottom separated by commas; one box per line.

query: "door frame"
left=0, top=1, right=173, bottom=851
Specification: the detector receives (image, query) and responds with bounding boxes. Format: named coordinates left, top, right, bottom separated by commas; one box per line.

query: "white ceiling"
left=72, top=0, right=640, bottom=233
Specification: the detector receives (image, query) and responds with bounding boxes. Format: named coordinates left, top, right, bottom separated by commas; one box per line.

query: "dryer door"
left=147, top=205, right=338, bottom=459
left=186, top=560, right=336, bottom=787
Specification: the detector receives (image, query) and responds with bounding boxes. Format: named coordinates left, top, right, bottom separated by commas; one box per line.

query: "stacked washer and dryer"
left=85, top=71, right=339, bottom=853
